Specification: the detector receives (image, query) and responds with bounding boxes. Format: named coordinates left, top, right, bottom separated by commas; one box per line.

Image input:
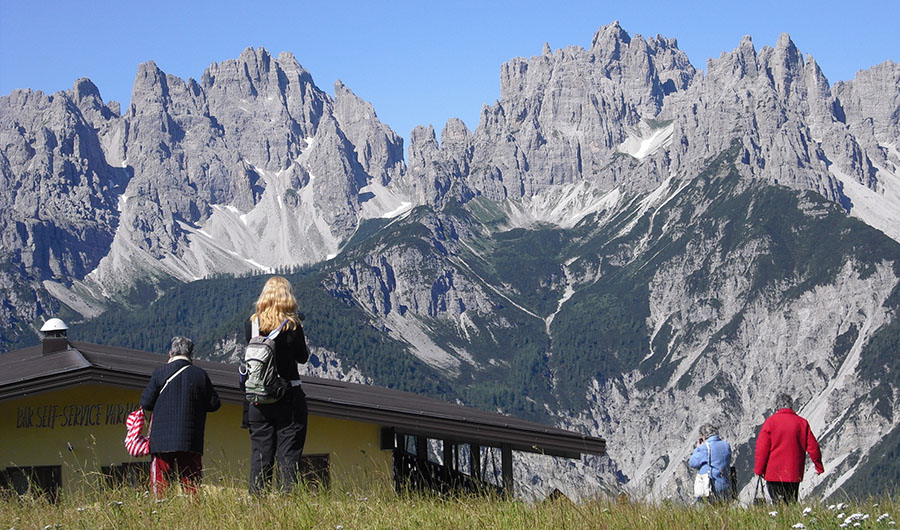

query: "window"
left=299, top=454, right=329, bottom=489
left=1, top=466, right=61, bottom=503
left=101, top=462, right=151, bottom=489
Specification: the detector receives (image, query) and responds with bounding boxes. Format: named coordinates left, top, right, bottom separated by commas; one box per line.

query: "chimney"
left=40, top=318, right=70, bottom=355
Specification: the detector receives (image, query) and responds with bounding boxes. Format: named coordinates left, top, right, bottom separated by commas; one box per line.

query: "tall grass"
left=2, top=481, right=896, bottom=530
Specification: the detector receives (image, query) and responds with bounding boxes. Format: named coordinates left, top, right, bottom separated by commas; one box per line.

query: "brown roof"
left=0, top=340, right=605, bottom=458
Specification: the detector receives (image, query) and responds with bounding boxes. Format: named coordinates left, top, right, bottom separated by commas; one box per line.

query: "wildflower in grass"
left=769, top=511, right=778, bottom=517
left=828, top=504, right=837, bottom=510
left=877, top=514, right=890, bottom=522
left=838, top=502, right=847, bottom=510
left=838, top=512, right=846, bottom=518
left=802, top=507, right=812, bottom=516
left=107, top=501, right=123, bottom=507
left=791, top=523, right=806, bottom=529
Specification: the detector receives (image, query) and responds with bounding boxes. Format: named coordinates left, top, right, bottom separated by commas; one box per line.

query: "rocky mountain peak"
left=332, top=80, right=405, bottom=187
left=764, top=32, right=805, bottom=97
left=833, top=60, right=900, bottom=145
left=409, top=124, right=437, bottom=146
left=128, top=60, right=170, bottom=114
left=237, top=46, right=273, bottom=71
left=589, top=20, right=631, bottom=54
left=441, top=117, right=470, bottom=144
left=717, top=35, right=759, bottom=79
left=72, top=78, right=101, bottom=105
left=71, top=77, right=119, bottom=125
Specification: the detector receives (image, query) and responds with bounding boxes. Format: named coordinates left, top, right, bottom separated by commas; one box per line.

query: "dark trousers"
left=767, top=481, right=800, bottom=503
left=248, top=386, right=308, bottom=493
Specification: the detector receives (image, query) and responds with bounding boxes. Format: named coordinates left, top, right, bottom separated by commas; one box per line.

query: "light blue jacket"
left=689, top=435, right=732, bottom=498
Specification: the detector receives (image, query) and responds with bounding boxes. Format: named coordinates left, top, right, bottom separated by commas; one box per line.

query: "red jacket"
left=754, top=408, right=824, bottom=482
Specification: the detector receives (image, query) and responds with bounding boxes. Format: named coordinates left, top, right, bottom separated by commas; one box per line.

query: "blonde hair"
left=251, top=276, right=299, bottom=333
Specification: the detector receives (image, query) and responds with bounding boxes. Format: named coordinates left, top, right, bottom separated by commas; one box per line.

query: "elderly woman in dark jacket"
left=140, top=336, right=220, bottom=497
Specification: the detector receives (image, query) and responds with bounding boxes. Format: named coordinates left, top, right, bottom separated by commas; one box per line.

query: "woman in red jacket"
left=754, top=393, right=824, bottom=503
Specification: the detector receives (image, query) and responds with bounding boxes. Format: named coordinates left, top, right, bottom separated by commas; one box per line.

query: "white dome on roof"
left=40, top=318, right=69, bottom=332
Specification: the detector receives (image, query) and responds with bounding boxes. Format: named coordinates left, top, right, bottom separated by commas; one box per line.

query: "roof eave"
left=0, top=367, right=605, bottom=458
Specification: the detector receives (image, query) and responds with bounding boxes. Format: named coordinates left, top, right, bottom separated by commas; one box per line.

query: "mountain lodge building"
left=0, top=331, right=605, bottom=500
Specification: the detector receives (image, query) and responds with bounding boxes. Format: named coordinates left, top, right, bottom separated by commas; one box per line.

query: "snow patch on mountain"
left=505, top=182, right=622, bottom=228
left=831, top=163, right=900, bottom=242
left=357, top=179, right=412, bottom=220
left=382, top=311, right=463, bottom=375
left=545, top=258, right=578, bottom=338
left=183, top=160, right=340, bottom=273
left=616, top=176, right=684, bottom=240
left=617, top=121, right=675, bottom=160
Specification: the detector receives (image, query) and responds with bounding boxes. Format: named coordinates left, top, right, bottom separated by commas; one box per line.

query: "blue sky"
left=1, top=0, right=897, bottom=143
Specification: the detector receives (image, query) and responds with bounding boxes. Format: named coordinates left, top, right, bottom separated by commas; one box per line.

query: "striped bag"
left=124, top=409, right=150, bottom=457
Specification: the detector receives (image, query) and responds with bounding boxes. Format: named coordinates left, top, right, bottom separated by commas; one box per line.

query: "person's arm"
left=290, top=322, right=310, bottom=364
left=206, top=373, right=221, bottom=412
left=140, top=371, right=162, bottom=413
left=754, top=423, right=771, bottom=476
left=688, top=445, right=706, bottom=470
left=806, top=424, right=824, bottom=474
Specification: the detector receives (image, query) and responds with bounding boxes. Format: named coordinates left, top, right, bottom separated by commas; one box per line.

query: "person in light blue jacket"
left=689, top=423, right=732, bottom=503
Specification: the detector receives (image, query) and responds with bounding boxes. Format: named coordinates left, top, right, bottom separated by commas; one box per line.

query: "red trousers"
left=150, top=452, right=202, bottom=497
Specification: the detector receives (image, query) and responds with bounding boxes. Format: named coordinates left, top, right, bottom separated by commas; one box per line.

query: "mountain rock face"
left=0, top=48, right=411, bottom=341
left=407, top=25, right=898, bottom=239
left=2, top=23, right=900, bottom=500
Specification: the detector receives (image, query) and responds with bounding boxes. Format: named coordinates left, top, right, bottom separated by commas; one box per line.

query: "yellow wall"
left=1, top=383, right=391, bottom=493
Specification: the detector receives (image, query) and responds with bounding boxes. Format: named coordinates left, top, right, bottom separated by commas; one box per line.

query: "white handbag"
left=693, top=440, right=714, bottom=497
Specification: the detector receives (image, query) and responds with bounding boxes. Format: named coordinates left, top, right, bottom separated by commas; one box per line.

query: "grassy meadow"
left=2, top=481, right=897, bottom=530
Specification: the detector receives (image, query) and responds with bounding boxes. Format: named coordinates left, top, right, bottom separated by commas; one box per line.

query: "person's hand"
left=815, top=463, right=824, bottom=475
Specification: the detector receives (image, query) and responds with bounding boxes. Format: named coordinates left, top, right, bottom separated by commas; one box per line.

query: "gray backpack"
left=241, top=318, right=289, bottom=405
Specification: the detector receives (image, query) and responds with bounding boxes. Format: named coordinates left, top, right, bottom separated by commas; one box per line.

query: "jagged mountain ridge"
left=2, top=24, right=897, bottom=341
left=2, top=23, right=900, bottom=500
left=69, top=147, right=900, bottom=499
left=1, top=47, right=412, bottom=343
left=408, top=27, right=899, bottom=237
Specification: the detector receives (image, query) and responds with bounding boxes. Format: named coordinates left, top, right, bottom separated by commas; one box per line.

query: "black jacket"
left=140, top=358, right=221, bottom=454
left=243, top=318, right=310, bottom=380
left=241, top=317, right=309, bottom=427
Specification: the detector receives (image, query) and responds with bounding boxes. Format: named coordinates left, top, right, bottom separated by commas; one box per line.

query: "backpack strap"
left=266, top=318, right=290, bottom=340
left=252, top=317, right=290, bottom=339
left=705, top=440, right=717, bottom=475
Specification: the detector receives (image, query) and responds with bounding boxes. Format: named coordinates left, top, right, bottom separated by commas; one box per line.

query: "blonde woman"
left=244, top=276, right=309, bottom=494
